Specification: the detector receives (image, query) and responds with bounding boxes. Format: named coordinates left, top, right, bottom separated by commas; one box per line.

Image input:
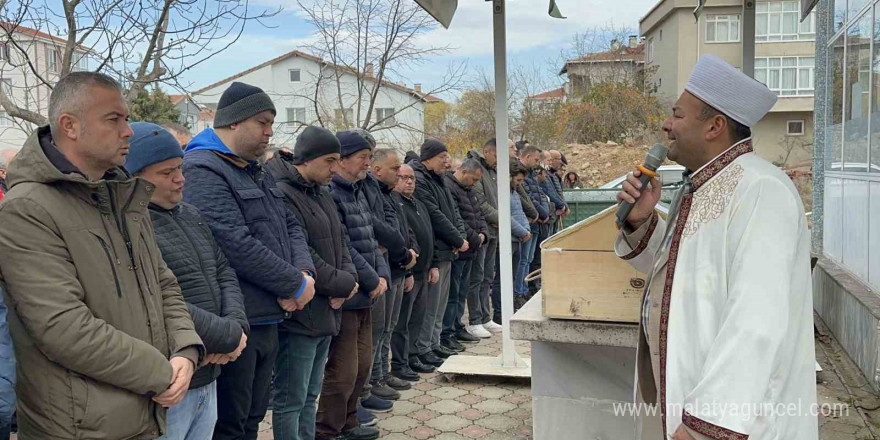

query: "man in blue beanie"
left=126, top=122, right=250, bottom=440
left=181, top=81, right=317, bottom=440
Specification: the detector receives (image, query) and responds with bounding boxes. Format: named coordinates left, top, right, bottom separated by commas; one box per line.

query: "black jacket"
left=411, top=160, right=466, bottom=264
left=149, top=202, right=249, bottom=389
left=520, top=161, right=550, bottom=224
left=467, top=149, right=498, bottom=238
left=443, top=173, right=488, bottom=260
left=330, top=174, right=390, bottom=310
left=183, top=146, right=316, bottom=324
left=379, top=183, right=417, bottom=279
left=266, top=156, right=358, bottom=337
left=363, top=174, right=414, bottom=274
left=398, top=194, right=434, bottom=280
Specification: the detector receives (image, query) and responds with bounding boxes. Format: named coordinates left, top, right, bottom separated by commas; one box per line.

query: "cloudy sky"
left=177, top=0, right=658, bottom=100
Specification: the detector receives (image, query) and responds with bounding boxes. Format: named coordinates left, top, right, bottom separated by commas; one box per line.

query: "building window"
left=76, top=55, right=87, bottom=71
left=754, top=56, right=814, bottom=96
left=786, top=120, right=805, bottom=136
left=287, top=107, right=306, bottom=124
left=47, top=48, right=60, bottom=72
left=659, top=29, right=663, bottom=41
left=757, top=1, right=816, bottom=42
left=375, top=108, right=395, bottom=127
left=0, top=44, right=8, bottom=61
left=647, top=38, right=654, bottom=62
left=289, top=69, right=301, bottom=82
left=706, top=14, right=741, bottom=43
left=186, top=115, right=196, bottom=129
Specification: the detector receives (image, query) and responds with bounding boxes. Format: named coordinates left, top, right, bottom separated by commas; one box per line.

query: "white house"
left=192, top=50, right=428, bottom=153
left=0, top=23, right=90, bottom=150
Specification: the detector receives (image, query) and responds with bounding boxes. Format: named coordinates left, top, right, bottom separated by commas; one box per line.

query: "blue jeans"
left=156, top=381, right=217, bottom=440
left=442, top=258, right=472, bottom=339
left=273, top=332, right=332, bottom=440
left=515, top=230, right=538, bottom=296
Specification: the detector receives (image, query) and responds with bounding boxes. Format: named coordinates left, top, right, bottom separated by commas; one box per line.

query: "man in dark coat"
left=441, top=159, right=489, bottom=350
left=182, top=81, right=316, bottom=440
left=127, top=122, right=250, bottom=440
left=515, top=145, right=548, bottom=303
left=265, top=126, right=361, bottom=440
left=390, top=163, right=438, bottom=381
left=318, top=130, right=390, bottom=440
left=411, top=140, right=467, bottom=368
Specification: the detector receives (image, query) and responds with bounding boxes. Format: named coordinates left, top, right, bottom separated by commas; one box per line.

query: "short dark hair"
left=372, top=148, right=398, bottom=164
left=510, top=159, right=528, bottom=177
left=459, top=158, right=482, bottom=174
left=49, top=72, right=124, bottom=137
left=520, top=145, right=540, bottom=157
left=698, top=103, right=751, bottom=144
left=483, top=138, right=497, bottom=150
left=515, top=140, right=528, bottom=152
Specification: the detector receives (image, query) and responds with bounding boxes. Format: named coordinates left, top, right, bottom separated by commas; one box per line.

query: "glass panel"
left=801, top=57, right=815, bottom=67
left=850, top=0, right=868, bottom=22
left=770, top=14, right=782, bottom=34
left=757, top=15, right=768, bottom=36
left=707, top=22, right=716, bottom=42
left=755, top=58, right=767, bottom=68
left=770, top=2, right=783, bottom=12
left=770, top=57, right=782, bottom=67
left=783, top=57, right=798, bottom=67
left=782, top=68, right=797, bottom=89
left=783, top=12, right=797, bottom=34
left=756, top=69, right=768, bottom=84
left=718, top=22, right=729, bottom=41
left=833, top=0, right=847, bottom=34
left=769, top=69, right=781, bottom=88
left=730, top=19, right=739, bottom=40
left=872, top=3, right=880, bottom=172
left=799, top=69, right=810, bottom=88
left=800, top=12, right=814, bottom=34
left=844, top=16, right=871, bottom=172
left=827, top=34, right=845, bottom=171
left=784, top=1, right=798, bottom=12
left=757, top=2, right=767, bottom=12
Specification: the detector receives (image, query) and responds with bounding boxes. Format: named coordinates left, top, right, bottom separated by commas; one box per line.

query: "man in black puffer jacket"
left=411, top=140, right=467, bottom=368
left=265, top=127, right=361, bottom=440
left=318, top=130, right=390, bottom=440
left=441, top=159, right=489, bottom=350
left=126, top=122, right=249, bottom=440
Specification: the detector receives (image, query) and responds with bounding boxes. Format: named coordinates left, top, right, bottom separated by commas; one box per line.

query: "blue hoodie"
left=182, top=128, right=315, bottom=325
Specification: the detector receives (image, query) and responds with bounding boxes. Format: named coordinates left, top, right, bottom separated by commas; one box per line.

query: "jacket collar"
left=689, top=138, right=753, bottom=191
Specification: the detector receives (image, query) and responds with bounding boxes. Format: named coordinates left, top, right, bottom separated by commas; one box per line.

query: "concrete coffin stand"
left=510, top=292, right=647, bottom=439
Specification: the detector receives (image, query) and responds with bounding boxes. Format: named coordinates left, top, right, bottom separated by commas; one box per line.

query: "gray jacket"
left=467, top=149, right=498, bottom=238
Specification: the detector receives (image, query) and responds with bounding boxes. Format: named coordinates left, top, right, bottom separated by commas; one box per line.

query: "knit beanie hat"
left=336, top=130, right=373, bottom=157
left=213, top=82, right=276, bottom=128
left=420, top=139, right=448, bottom=162
left=292, top=126, right=341, bottom=165
left=125, top=122, right=184, bottom=175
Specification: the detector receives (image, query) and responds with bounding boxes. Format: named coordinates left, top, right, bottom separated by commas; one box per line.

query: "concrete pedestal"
left=510, top=293, right=643, bottom=440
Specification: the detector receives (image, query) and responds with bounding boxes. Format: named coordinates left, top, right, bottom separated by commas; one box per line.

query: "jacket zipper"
left=95, top=235, right=123, bottom=298
left=107, top=184, right=138, bottom=271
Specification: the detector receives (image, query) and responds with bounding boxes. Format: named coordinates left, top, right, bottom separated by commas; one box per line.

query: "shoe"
left=369, top=380, right=400, bottom=400
left=455, top=330, right=480, bottom=343
left=357, top=404, right=377, bottom=427
left=409, top=358, right=436, bottom=373
left=513, top=296, right=528, bottom=310
left=483, top=321, right=503, bottom=332
left=338, top=425, right=380, bottom=440
left=384, top=374, right=412, bottom=390
left=420, top=352, right=445, bottom=367
left=466, top=324, right=492, bottom=338
left=433, top=345, right=456, bottom=358
left=441, top=337, right=465, bottom=352
left=361, top=394, right=394, bottom=412
left=392, top=367, right=420, bottom=382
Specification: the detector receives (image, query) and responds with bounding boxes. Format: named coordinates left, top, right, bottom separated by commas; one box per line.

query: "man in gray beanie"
left=182, top=81, right=317, bottom=440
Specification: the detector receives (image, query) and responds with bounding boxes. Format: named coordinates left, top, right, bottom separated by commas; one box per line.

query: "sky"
left=176, top=0, right=659, bottom=101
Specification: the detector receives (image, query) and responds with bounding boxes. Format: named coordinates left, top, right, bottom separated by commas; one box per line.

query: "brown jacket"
left=0, top=126, right=203, bottom=440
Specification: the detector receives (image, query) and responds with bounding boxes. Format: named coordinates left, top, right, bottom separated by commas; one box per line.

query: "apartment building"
left=640, top=0, right=817, bottom=165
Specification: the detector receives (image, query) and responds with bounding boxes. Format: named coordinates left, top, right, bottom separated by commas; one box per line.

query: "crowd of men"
left=0, top=71, right=570, bottom=440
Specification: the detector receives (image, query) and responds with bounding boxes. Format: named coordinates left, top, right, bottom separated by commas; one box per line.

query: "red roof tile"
left=528, top=87, right=565, bottom=100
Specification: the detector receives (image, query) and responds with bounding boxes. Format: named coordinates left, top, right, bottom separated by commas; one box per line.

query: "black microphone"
left=615, top=143, right=669, bottom=230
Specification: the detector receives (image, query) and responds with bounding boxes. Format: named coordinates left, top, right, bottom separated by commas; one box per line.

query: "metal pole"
left=493, top=0, right=524, bottom=369
left=742, top=0, right=756, bottom=76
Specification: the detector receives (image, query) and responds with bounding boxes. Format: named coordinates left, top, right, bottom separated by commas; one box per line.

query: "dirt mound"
left=560, top=141, right=660, bottom=188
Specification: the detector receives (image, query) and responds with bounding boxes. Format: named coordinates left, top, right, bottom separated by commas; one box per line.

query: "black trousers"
left=491, top=242, right=520, bottom=323
left=213, top=323, right=278, bottom=440
left=391, top=276, right=429, bottom=370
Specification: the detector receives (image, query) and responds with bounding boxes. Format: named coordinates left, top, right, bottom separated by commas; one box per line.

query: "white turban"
left=685, top=55, right=778, bottom=128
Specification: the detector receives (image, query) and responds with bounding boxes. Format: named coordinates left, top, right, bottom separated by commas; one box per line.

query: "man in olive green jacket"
left=0, top=72, right=204, bottom=440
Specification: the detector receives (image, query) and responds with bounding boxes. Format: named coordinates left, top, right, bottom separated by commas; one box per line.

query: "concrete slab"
left=437, top=354, right=532, bottom=378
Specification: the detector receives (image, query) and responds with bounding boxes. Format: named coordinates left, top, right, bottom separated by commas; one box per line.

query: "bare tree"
left=557, top=22, right=642, bottom=96
left=0, top=0, right=279, bottom=128
left=295, top=0, right=465, bottom=142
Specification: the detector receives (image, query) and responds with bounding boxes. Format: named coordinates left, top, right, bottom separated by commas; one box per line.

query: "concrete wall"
left=751, top=111, right=815, bottom=164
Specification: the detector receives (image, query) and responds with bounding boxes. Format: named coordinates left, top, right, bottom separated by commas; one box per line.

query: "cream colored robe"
left=615, top=139, right=818, bottom=440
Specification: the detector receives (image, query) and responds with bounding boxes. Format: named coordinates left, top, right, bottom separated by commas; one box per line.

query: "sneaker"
left=369, top=380, right=400, bottom=400
left=338, top=425, right=380, bottom=440
left=441, top=337, right=465, bottom=352
left=420, top=352, right=445, bottom=367
left=466, top=324, right=492, bottom=338
left=391, top=367, right=420, bottom=382
left=455, top=330, right=480, bottom=343
left=357, top=404, right=377, bottom=427
left=384, top=374, right=412, bottom=390
left=483, top=321, right=503, bottom=332
left=361, top=394, right=394, bottom=412
left=433, top=345, right=455, bottom=358
left=409, top=358, right=436, bottom=373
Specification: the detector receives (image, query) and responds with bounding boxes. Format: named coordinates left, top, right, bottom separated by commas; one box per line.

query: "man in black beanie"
left=182, top=81, right=317, bottom=440
left=410, top=140, right=468, bottom=368
left=265, top=126, right=362, bottom=440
